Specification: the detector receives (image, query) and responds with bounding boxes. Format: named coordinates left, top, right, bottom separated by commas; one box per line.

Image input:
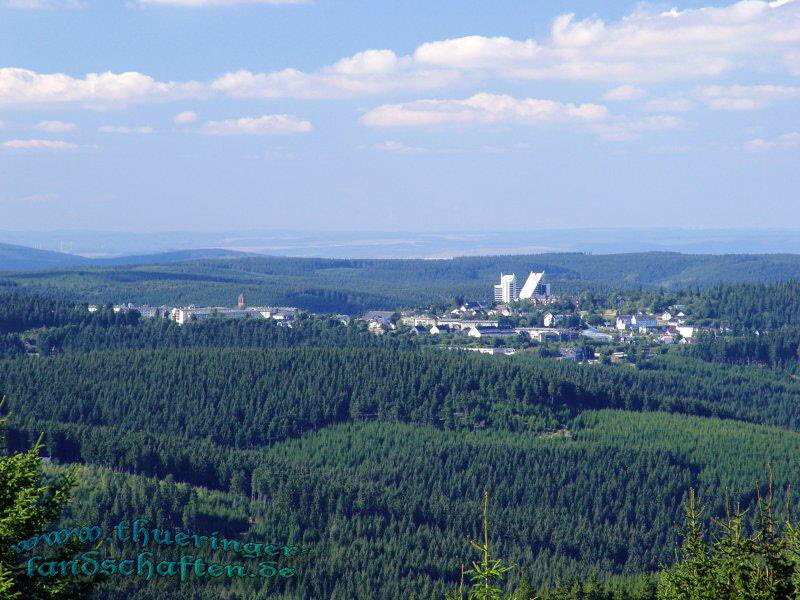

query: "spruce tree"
left=0, top=399, right=95, bottom=599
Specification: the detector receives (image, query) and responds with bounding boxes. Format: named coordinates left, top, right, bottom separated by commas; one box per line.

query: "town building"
left=631, top=314, right=658, bottom=330
left=362, top=310, right=399, bottom=323
left=487, top=304, right=512, bottom=316
left=401, top=315, right=438, bottom=327
left=260, top=307, right=299, bottom=320
left=467, top=347, right=516, bottom=356
left=445, top=347, right=516, bottom=356
left=112, top=303, right=163, bottom=318
left=493, top=274, right=518, bottom=303
left=467, top=326, right=518, bottom=338
left=581, top=328, right=614, bottom=343
left=518, top=271, right=550, bottom=299
left=493, top=271, right=550, bottom=304
left=559, top=347, right=591, bottom=361
left=368, top=321, right=388, bottom=335
left=436, top=318, right=498, bottom=331
left=543, top=313, right=566, bottom=327
left=171, top=307, right=264, bottom=325
left=616, top=314, right=659, bottom=331
left=518, top=328, right=560, bottom=342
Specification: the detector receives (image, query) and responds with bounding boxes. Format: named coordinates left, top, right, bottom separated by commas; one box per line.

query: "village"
left=102, top=270, right=711, bottom=366
left=359, top=271, right=702, bottom=363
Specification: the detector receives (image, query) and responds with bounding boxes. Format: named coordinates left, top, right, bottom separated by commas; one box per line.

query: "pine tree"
left=659, top=483, right=800, bottom=599
left=0, top=398, right=95, bottom=599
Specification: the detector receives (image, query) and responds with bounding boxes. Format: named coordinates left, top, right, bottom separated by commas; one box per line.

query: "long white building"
left=170, top=307, right=265, bottom=325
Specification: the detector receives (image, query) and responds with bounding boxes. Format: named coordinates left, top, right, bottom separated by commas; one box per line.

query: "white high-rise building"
left=519, top=271, right=550, bottom=299
left=493, top=273, right=518, bottom=303
left=493, top=271, right=550, bottom=303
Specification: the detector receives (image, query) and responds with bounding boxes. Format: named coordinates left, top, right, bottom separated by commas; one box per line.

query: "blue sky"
left=0, top=0, right=798, bottom=232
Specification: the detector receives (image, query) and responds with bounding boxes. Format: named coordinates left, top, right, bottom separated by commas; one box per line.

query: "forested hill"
left=0, top=242, right=255, bottom=271
left=0, top=242, right=92, bottom=270
left=2, top=289, right=800, bottom=598
left=3, top=251, right=800, bottom=311
left=3, top=283, right=800, bottom=598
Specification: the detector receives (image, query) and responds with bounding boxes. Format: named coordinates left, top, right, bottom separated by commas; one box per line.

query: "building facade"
left=493, top=274, right=518, bottom=303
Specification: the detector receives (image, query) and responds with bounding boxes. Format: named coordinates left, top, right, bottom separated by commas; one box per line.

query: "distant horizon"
left=3, top=226, right=800, bottom=234
left=3, top=226, right=800, bottom=260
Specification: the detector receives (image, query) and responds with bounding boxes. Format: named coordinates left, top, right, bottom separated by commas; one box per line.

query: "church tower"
left=237, top=293, right=246, bottom=309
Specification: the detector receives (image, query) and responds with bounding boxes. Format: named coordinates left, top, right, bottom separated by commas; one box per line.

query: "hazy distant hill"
left=3, top=228, right=800, bottom=258
left=0, top=242, right=92, bottom=270
left=0, top=243, right=255, bottom=271
left=91, top=248, right=258, bottom=266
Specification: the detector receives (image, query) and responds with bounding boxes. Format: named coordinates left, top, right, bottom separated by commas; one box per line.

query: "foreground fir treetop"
left=658, top=485, right=800, bottom=600
left=0, top=398, right=94, bottom=600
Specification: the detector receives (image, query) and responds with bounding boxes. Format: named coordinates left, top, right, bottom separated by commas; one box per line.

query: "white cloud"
left=603, top=85, right=647, bottom=101
left=207, top=1, right=800, bottom=101
left=98, top=125, right=155, bottom=133
left=412, top=0, right=799, bottom=83
left=200, top=114, right=312, bottom=134
left=2, top=139, right=78, bottom=150
left=173, top=110, right=198, bottom=124
left=35, top=120, right=77, bottom=132
left=0, top=68, right=202, bottom=107
left=551, top=13, right=606, bottom=48
left=2, top=0, right=797, bottom=122
left=413, top=36, right=540, bottom=69
left=743, top=131, right=800, bottom=151
left=2, top=1, right=796, bottom=112
left=361, top=93, right=608, bottom=128
left=139, top=0, right=308, bottom=5
left=363, top=92, right=680, bottom=142
left=211, top=53, right=459, bottom=100
left=698, top=84, right=800, bottom=109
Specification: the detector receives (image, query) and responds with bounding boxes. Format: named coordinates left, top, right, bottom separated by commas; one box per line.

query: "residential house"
left=368, top=321, right=388, bottom=335
left=487, top=304, right=512, bottom=316
left=362, top=310, right=399, bottom=323
left=466, top=326, right=518, bottom=339
left=400, top=315, right=437, bottom=327
left=437, top=318, right=498, bottom=331
left=526, top=329, right=561, bottom=343
left=631, top=314, right=658, bottom=330
left=616, top=315, right=634, bottom=330
left=581, top=328, right=613, bottom=343
left=543, top=313, right=566, bottom=327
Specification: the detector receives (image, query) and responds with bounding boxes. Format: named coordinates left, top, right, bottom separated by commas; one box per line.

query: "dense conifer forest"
left=1, top=263, right=800, bottom=598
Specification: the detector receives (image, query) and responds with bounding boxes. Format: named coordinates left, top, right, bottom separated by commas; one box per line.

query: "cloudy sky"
left=0, top=0, right=798, bottom=232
